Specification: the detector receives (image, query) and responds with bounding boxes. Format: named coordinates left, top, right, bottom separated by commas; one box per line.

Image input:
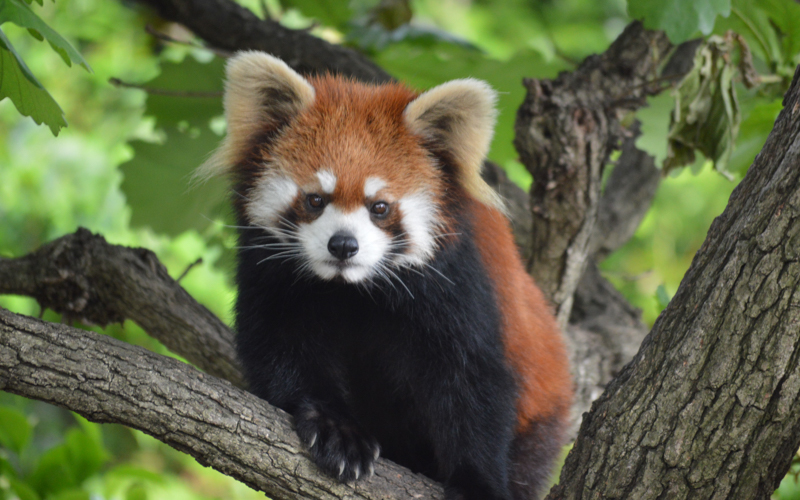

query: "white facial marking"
left=396, top=192, right=439, bottom=266
left=298, top=205, right=391, bottom=283
left=364, top=177, right=387, bottom=198
left=245, top=172, right=298, bottom=234
left=316, top=170, right=337, bottom=194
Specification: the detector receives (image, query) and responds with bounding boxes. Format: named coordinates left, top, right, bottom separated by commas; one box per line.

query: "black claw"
left=294, top=403, right=378, bottom=483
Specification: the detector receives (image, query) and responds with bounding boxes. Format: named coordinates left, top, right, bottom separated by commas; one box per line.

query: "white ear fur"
left=195, top=51, right=315, bottom=181
left=403, top=79, right=502, bottom=208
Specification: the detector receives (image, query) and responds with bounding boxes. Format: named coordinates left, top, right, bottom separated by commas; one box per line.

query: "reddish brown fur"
left=263, top=76, right=444, bottom=212
left=470, top=200, right=573, bottom=431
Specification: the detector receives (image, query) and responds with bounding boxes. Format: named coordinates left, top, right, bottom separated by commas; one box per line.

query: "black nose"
left=328, top=232, right=359, bottom=260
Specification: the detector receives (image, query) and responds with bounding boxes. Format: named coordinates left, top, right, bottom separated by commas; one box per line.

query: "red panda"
left=200, top=51, right=573, bottom=500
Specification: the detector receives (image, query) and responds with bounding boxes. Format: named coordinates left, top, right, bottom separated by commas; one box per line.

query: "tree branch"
left=0, top=307, right=444, bottom=500
left=589, top=120, right=661, bottom=260
left=0, top=228, right=244, bottom=388
left=514, top=21, right=672, bottom=328
left=133, top=0, right=392, bottom=83
left=549, top=64, right=800, bottom=499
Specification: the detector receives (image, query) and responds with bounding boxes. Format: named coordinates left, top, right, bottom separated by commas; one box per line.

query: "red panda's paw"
left=294, top=402, right=380, bottom=483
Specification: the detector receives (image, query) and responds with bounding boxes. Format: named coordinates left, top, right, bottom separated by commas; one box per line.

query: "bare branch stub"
left=514, top=22, right=671, bottom=327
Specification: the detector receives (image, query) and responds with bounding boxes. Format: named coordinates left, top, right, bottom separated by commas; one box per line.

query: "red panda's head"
left=199, top=51, right=501, bottom=284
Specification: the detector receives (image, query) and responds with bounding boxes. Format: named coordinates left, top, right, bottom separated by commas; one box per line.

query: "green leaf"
left=281, top=0, right=354, bottom=29
left=635, top=92, right=675, bottom=167
left=760, top=0, right=800, bottom=62
left=628, top=0, right=731, bottom=43
left=0, top=28, right=66, bottom=135
left=664, top=35, right=741, bottom=176
left=0, top=0, right=90, bottom=70
left=0, top=407, right=32, bottom=454
left=726, top=94, right=781, bottom=174
left=27, top=428, right=108, bottom=497
left=121, top=56, right=228, bottom=235
left=49, top=491, right=91, bottom=500
left=8, top=479, right=41, bottom=500
left=656, top=284, right=671, bottom=309
left=125, top=485, right=148, bottom=500
left=716, top=0, right=782, bottom=65
left=63, top=425, right=108, bottom=483
left=28, top=445, right=76, bottom=496
left=144, top=56, right=224, bottom=127
left=121, top=126, right=229, bottom=236
left=106, top=465, right=167, bottom=485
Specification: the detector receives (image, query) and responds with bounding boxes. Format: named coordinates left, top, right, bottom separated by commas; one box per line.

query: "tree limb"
left=549, top=64, right=800, bottom=499
left=514, top=21, right=671, bottom=328
left=133, top=0, right=392, bottom=83
left=589, top=120, right=661, bottom=260
left=0, top=228, right=244, bottom=388
left=0, top=307, right=444, bottom=500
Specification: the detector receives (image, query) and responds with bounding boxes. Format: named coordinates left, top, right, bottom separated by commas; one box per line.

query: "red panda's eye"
left=370, top=201, right=389, bottom=217
left=307, top=194, right=324, bottom=209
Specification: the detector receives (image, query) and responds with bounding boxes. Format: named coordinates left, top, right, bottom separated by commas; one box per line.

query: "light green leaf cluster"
left=281, top=0, right=356, bottom=29
left=0, top=0, right=89, bottom=134
left=0, top=28, right=64, bottom=134
left=664, top=35, right=741, bottom=175
left=634, top=0, right=799, bottom=178
left=628, top=0, right=731, bottom=43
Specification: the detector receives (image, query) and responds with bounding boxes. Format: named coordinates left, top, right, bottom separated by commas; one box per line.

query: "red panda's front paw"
left=294, top=403, right=380, bottom=482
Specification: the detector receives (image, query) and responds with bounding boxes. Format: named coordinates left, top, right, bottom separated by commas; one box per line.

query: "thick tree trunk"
left=547, top=65, right=800, bottom=500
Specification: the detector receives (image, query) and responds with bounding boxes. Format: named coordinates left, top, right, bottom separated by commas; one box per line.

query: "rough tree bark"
left=548, top=66, right=800, bottom=499
left=514, top=22, right=670, bottom=328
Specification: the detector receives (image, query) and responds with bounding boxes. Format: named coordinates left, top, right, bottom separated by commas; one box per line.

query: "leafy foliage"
left=120, top=55, right=228, bottom=236
left=0, top=0, right=90, bottom=70
left=663, top=35, right=743, bottom=175
left=0, top=0, right=89, bottom=134
left=635, top=0, right=796, bottom=177
left=628, top=0, right=731, bottom=43
left=122, top=126, right=229, bottom=236
left=0, top=27, right=65, bottom=134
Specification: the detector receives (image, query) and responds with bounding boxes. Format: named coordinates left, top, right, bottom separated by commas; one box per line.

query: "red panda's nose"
left=328, top=232, right=359, bottom=260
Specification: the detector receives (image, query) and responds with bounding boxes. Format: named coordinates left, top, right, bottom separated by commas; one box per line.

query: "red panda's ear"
left=195, top=51, right=315, bottom=181
left=403, top=79, right=502, bottom=208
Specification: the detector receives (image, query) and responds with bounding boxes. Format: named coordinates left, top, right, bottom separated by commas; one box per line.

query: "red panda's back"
left=470, top=200, right=573, bottom=431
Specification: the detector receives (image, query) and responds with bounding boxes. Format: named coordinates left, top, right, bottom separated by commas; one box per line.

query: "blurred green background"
left=1, top=0, right=798, bottom=498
